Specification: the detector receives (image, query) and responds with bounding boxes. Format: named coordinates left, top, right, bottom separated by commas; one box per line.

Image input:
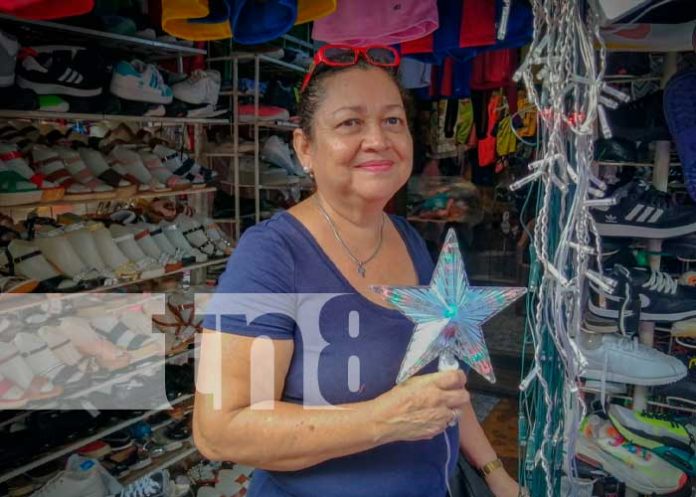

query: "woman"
left=194, top=45, right=522, bottom=497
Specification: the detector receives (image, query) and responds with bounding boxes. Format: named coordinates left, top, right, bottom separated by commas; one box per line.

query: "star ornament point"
left=372, top=229, right=526, bottom=384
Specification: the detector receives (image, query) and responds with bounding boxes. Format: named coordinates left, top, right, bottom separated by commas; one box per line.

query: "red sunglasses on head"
left=300, top=44, right=401, bottom=93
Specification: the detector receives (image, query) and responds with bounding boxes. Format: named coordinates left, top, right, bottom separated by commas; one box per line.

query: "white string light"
left=513, top=1, right=608, bottom=495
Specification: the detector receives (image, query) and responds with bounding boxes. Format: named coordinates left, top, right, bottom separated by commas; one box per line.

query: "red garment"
left=440, top=57, right=455, bottom=97
left=478, top=94, right=500, bottom=167
left=460, top=0, right=496, bottom=47
left=470, top=49, right=518, bottom=90
left=1, top=0, right=93, bottom=19
left=401, top=33, right=434, bottom=55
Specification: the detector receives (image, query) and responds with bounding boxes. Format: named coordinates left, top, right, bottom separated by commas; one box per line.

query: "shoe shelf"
left=0, top=391, right=195, bottom=485
left=0, top=110, right=229, bottom=126
left=122, top=443, right=198, bottom=487
left=580, top=387, right=696, bottom=416
left=3, top=186, right=218, bottom=211
left=0, top=257, right=229, bottom=316
left=208, top=53, right=306, bottom=74
left=0, top=14, right=206, bottom=59
left=64, top=346, right=197, bottom=404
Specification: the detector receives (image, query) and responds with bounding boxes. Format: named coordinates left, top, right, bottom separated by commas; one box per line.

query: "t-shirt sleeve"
left=202, top=223, right=296, bottom=339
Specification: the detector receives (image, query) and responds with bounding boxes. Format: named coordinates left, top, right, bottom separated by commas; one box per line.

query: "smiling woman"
left=194, top=44, right=521, bottom=497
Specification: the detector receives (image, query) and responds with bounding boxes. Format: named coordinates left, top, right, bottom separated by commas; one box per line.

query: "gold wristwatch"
left=479, top=458, right=504, bottom=477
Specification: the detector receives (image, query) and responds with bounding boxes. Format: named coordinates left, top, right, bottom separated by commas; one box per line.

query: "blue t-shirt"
left=203, top=211, right=458, bottom=497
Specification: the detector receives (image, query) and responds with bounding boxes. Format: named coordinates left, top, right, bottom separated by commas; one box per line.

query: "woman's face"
left=294, top=66, right=413, bottom=204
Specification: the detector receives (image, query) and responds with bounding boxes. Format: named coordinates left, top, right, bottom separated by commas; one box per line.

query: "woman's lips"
left=355, top=160, right=394, bottom=172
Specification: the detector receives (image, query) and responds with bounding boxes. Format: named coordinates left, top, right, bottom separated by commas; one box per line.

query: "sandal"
left=58, top=317, right=131, bottom=371
left=151, top=145, right=207, bottom=187
left=0, top=143, right=65, bottom=202
left=90, top=315, right=162, bottom=364
left=0, top=163, right=42, bottom=207
left=55, top=148, right=116, bottom=200
left=138, top=149, right=190, bottom=190
left=176, top=214, right=224, bottom=258
left=110, top=146, right=168, bottom=192
left=0, top=373, right=29, bottom=409
left=78, top=148, right=138, bottom=198
left=147, top=199, right=178, bottom=222
left=0, top=341, right=63, bottom=402
left=0, top=274, right=39, bottom=295
left=2, top=240, right=83, bottom=292
left=30, top=145, right=93, bottom=200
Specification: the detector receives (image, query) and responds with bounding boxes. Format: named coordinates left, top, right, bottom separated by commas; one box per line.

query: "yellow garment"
left=162, top=0, right=231, bottom=41
left=516, top=91, right=537, bottom=138
left=496, top=116, right=517, bottom=156
left=454, top=99, right=473, bottom=146
left=296, top=0, right=336, bottom=24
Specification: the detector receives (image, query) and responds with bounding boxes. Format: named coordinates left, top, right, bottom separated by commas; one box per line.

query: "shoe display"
left=55, top=148, right=115, bottom=198
left=152, top=145, right=213, bottom=184
left=577, top=415, right=688, bottom=495
left=0, top=160, right=43, bottom=206
left=109, top=470, right=171, bottom=497
left=162, top=222, right=207, bottom=263
left=172, top=70, right=221, bottom=105
left=137, top=149, right=190, bottom=190
left=29, top=455, right=110, bottom=497
left=109, top=224, right=166, bottom=280
left=63, top=222, right=117, bottom=283
left=110, top=60, right=173, bottom=104
left=78, top=148, right=137, bottom=196
left=17, top=47, right=104, bottom=98
left=588, top=264, right=696, bottom=322
left=30, top=145, right=93, bottom=199
left=38, top=95, right=70, bottom=112
left=3, top=239, right=82, bottom=292
left=0, top=143, right=65, bottom=202
left=238, top=104, right=290, bottom=123
left=608, top=404, right=696, bottom=475
left=261, top=136, right=306, bottom=176
left=654, top=350, right=696, bottom=407
left=578, top=333, right=687, bottom=386
left=110, top=146, right=168, bottom=192
left=33, top=228, right=102, bottom=284
left=604, top=91, right=671, bottom=143
left=0, top=30, right=18, bottom=88
left=591, top=180, right=696, bottom=238
left=14, top=332, right=87, bottom=392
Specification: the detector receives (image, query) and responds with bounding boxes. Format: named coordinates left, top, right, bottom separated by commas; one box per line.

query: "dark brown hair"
left=297, top=60, right=411, bottom=138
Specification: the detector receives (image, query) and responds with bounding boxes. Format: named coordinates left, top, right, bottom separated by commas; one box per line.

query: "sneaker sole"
left=16, top=76, right=102, bottom=97
left=588, top=299, right=696, bottom=322
left=595, top=221, right=696, bottom=239
left=582, top=368, right=686, bottom=386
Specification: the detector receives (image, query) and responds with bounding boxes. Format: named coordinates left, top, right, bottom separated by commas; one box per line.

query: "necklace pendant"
left=357, top=264, right=366, bottom=278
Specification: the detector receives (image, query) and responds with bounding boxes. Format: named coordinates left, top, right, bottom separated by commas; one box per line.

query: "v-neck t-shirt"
left=203, top=211, right=458, bottom=497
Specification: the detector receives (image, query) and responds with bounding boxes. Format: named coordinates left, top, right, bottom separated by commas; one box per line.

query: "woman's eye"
left=340, top=118, right=360, bottom=128
left=385, top=116, right=403, bottom=126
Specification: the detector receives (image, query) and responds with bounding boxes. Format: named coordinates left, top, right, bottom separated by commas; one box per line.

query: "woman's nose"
left=361, top=123, right=390, bottom=151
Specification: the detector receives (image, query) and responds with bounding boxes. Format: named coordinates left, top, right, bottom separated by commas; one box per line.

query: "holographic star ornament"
left=372, top=228, right=526, bottom=384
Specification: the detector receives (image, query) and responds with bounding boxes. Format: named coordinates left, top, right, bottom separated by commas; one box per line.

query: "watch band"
left=480, top=458, right=503, bottom=476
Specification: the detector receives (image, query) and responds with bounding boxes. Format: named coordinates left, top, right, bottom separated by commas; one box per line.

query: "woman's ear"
left=293, top=128, right=312, bottom=171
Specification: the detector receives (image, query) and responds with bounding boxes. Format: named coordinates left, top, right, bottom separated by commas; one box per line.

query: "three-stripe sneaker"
left=16, top=46, right=104, bottom=97
left=110, top=60, right=173, bottom=105
left=591, top=180, right=696, bottom=238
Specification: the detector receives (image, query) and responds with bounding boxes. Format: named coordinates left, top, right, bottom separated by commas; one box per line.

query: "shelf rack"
left=0, top=14, right=206, bottom=60
left=0, top=257, right=229, bottom=316
left=0, top=110, right=229, bottom=126
left=0, top=390, right=195, bottom=485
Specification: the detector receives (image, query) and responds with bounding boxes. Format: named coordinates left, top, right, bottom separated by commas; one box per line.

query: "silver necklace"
left=313, top=195, right=385, bottom=278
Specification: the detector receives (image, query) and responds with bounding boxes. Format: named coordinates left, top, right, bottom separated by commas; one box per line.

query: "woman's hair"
left=298, top=59, right=411, bottom=138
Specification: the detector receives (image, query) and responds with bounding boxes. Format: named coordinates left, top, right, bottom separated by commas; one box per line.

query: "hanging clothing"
left=162, top=0, right=231, bottom=41
left=470, top=49, right=518, bottom=90
left=295, top=0, right=336, bottom=24
left=0, top=0, right=93, bottom=19
left=459, top=0, right=496, bottom=48
left=227, top=0, right=297, bottom=45
left=400, top=0, right=462, bottom=64
left=478, top=93, right=502, bottom=167
left=313, top=0, right=438, bottom=46
left=398, top=58, right=432, bottom=89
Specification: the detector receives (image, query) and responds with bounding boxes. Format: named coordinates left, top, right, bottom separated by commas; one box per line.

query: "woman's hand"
left=370, top=369, right=470, bottom=444
left=486, top=469, right=525, bottom=497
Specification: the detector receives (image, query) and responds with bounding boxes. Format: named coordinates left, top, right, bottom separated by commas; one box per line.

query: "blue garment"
left=203, top=211, right=458, bottom=497
left=228, top=0, right=298, bottom=45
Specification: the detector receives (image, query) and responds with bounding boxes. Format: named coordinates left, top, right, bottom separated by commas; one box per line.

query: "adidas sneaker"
left=591, top=180, right=696, bottom=238
left=588, top=264, right=696, bottom=322
left=16, top=46, right=104, bottom=97
left=110, top=60, right=173, bottom=104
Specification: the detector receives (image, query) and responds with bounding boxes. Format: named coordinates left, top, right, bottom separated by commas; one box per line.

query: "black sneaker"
left=581, top=310, right=619, bottom=334
left=664, top=234, right=696, bottom=261
left=605, top=90, right=671, bottom=142
left=591, top=180, right=696, bottom=238
left=16, top=46, right=103, bottom=97
left=588, top=264, right=696, bottom=322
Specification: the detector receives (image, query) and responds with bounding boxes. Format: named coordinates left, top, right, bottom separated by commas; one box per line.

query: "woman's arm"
left=193, top=330, right=470, bottom=472
left=458, top=402, right=521, bottom=497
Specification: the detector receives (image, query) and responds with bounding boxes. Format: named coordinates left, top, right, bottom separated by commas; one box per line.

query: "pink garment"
left=312, top=0, right=438, bottom=46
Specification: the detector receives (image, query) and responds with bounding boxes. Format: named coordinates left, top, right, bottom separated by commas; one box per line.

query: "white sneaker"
left=30, top=455, right=108, bottom=497
left=110, top=60, right=173, bottom=104
left=172, top=69, right=221, bottom=105
left=262, top=136, right=305, bottom=176
left=109, top=470, right=170, bottom=497
left=0, top=29, right=18, bottom=87
left=579, top=333, right=687, bottom=386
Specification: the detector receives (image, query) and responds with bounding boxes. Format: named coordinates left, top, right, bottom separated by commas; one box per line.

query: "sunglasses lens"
left=323, top=47, right=357, bottom=65
left=365, top=47, right=397, bottom=65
